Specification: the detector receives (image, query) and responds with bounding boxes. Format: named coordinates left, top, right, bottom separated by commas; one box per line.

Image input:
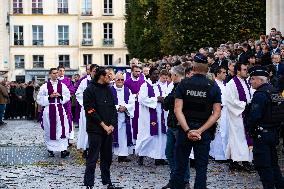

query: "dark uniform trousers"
left=253, top=128, right=284, bottom=189
left=172, top=123, right=212, bottom=189
left=84, top=132, right=113, bottom=186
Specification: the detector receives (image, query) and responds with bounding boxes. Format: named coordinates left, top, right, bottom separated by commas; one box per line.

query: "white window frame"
left=104, top=0, right=113, bottom=15
left=83, top=22, right=92, bottom=39
left=83, top=54, right=92, bottom=65
left=33, top=55, right=44, bottom=68
left=32, top=25, right=43, bottom=45
left=15, top=55, right=25, bottom=69
left=103, top=23, right=113, bottom=39
left=59, top=55, right=70, bottom=68
left=104, top=54, right=113, bottom=66
left=14, top=25, right=24, bottom=45
left=82, top=0, right=92, bottom=14
left=58, top=25, right=69, bottom=45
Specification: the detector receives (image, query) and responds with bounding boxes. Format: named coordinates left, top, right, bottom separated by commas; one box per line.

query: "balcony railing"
left=14, top=39, right=24, bottom=46
left=32, top=8, right=43, bottom=14
left=82, top=39, right=93, bottom=46
left=103, top=38, right=114, bottom=46
left=81, top=10, right=92, bottom=16
left=33, top=40, right=44, bottom=46
left=58, top=8, right=68, bottom=14
left=58, top=40, right=69, bottom=46
left=13, top=8, right=23, bottom=14
left=103, top=9, right=113, bottom=15
left=33, top=62, right=44, bottom=68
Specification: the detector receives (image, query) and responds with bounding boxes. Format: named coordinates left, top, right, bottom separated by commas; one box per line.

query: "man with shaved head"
left=111, top=73, right=135, bottom=162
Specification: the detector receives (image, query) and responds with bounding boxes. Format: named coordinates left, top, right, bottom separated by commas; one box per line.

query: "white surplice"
left=135, top=80, right=167, bottom=160
left=37, top=80, right=70, bottom=152
left=209, top=79, right=229, bottom=160
left=225, top=76, right=252, bottom=162
left=75, top=75, right=91, bottom=150
left=113, top=85, right=136, bottom=156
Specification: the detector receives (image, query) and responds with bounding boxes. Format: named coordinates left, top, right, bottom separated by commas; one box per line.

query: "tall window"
left=13, top=0, right=23, bottom=14
left=103, top=23, right=113, bottom=46
left=82, top=0, right=92, bottom=15
left=83, top=54, right=92, bottom=65
left=33, top=55, right=44, bottom=68
left=15, top=55, right=25, bottom=69
left=104, top=0, right=113, bottom=14
left=59, top=55, right=70, bottom=68
left=32, top=0, right=43, bottom=14
left=104, top=54, right=113, bottom=65
left=58, top=25, right=69, bottom=45
left=14, top=26, right=24, bottom=45
left=58, top=0, right=68, bottom=13
left=82, top=23, right=92, bottom=45
left=32, top=25, right=43, bottom=46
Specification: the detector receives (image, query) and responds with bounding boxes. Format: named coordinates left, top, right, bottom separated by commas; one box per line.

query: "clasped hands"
left=187, top=130, right=202, bottom=141
left=49, top=92, right=61, bottom=98
left=118, top=105, right=127, bottom=113
left=103, top=124, right=114, bottom=135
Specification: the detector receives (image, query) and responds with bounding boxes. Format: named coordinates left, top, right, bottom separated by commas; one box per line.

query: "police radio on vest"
left=186, top=90, right=207, bottom=98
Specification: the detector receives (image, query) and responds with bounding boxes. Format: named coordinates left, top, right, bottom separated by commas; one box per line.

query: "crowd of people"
left=0, top=27, right=284, bottom=189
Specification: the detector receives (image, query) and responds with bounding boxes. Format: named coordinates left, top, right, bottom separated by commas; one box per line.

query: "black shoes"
left=242, top=162, right=255, bottom=172
left=138, top=156, right=144, bottom=166
left=82, top=150, right=88, bottom=159
left=48, top=150, right=55, bottom=157
left=118, top=156, right=131, bottom=163
left=61, top=150, right=70, bottom=158
left=86, top=186, right=93, bottom=189
left=107, top=183, right=123, bottom=189
left=0, top=121, right=7, bottom=126
left=155, top=159, right=168, bottom=166
left=161, top=182, right=172, bottom=189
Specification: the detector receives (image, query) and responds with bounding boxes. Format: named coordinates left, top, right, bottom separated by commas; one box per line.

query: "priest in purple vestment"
left=124, top=65, right=145, bottom=143
left=58, top=65, right=75, bottom=141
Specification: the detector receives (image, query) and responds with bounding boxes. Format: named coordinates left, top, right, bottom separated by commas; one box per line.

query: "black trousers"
left=253, top=129, right=284, bottom=189
left=84, top=132, right=113, bottom=186
left=171, top=124, right=212, bottom=189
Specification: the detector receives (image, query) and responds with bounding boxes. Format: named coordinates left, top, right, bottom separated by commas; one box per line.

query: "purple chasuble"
left=124, top=76, right=145, bottom=140
left=60, top=76, right=74, bottom=133
left=147, top=82, right=167, bottom=136
left=233, top=77, right=253, bottom=146
left=74, top=75, right=88, bottom=124
left=46, top=80, right=66, bottom=140
left=111, top=86, right=133, bottom=147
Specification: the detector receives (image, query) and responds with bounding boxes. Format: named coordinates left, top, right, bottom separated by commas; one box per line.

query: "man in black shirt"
left=83, top=67, right=121, bottom=189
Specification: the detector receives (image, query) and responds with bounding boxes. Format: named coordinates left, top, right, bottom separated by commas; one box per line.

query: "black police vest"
left=182, top=77, right=214, bottom=122
left=256, top=84, right=284, bottom=125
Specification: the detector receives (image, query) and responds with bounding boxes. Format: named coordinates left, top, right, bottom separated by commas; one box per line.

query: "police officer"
left=247, top=66, right=284, bottom=189
left=172, top=53, right=222, bottom=189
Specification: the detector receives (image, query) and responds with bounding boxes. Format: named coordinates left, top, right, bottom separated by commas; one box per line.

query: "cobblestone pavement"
left=0, top=120, right=264, bottom=189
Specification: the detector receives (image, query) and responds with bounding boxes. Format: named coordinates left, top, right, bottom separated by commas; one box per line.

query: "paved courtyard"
left=0, top=120, right=265, bottom=189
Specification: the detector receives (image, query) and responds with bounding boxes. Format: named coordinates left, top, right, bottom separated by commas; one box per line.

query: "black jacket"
left=163, top=83, right=179, bottom=128
left=83, top=80, right=117, bottom=134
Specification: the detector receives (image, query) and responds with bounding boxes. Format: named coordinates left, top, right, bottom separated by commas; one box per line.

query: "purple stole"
left=111, top=86, right=133, bottom=147
left=232, top=77, right=253, bottom=146
left=147, top=82, right=167, bottom=136
left=46, top=80, right=66, bottom=140
left=124, top=76, right=145, bottom=140
left=74, top=75, right=88, bottom=124
left=125, top=72, right=131, bottom=80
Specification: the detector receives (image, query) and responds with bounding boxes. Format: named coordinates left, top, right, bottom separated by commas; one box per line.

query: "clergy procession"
left=33, top=28, right=284, bottom=189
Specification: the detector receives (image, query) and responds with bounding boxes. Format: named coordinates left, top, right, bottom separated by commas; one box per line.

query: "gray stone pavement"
left=0, top=120, right=265, bottom=189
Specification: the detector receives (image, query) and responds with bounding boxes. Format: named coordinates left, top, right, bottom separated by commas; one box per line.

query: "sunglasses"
left=116, top=79, right=124, bottom=81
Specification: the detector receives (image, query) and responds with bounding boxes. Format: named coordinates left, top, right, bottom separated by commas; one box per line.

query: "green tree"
left=125, top=0, right=266, bottom=58
left=125, top=0, right=161, bottom=59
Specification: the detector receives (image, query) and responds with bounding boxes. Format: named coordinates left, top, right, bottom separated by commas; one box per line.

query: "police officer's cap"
left=194, top=53, right=208, bottom=64
left=249, top=66, right=269, bottom=77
